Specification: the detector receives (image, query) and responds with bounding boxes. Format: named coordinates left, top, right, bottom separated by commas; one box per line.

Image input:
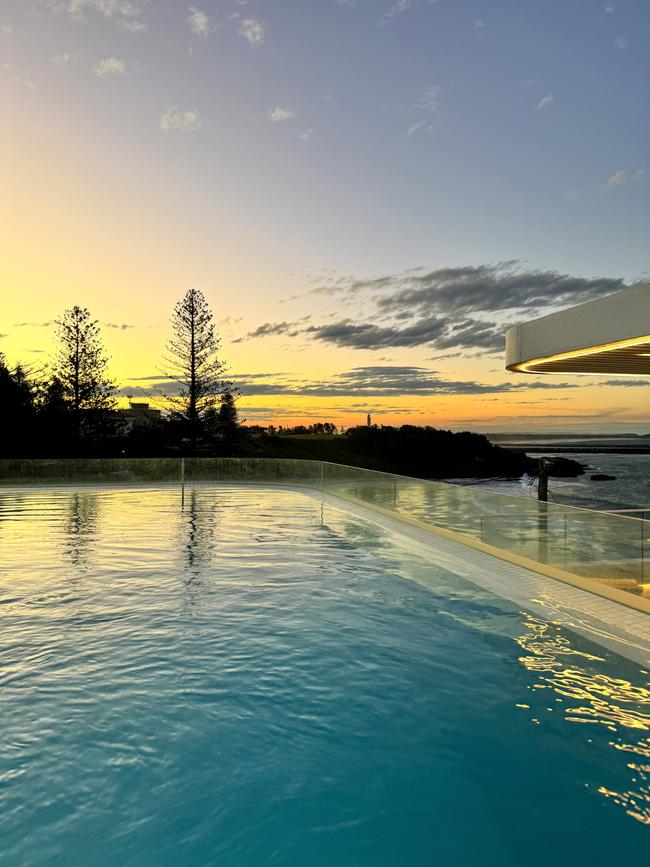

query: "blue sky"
left=2, top=0, right=649, bottom=429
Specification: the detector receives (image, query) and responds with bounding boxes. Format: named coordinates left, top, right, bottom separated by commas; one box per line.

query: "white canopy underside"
left=506, top=284, right=650, bottom=376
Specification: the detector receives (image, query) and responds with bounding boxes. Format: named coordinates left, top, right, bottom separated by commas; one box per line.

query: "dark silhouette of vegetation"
left=270, top=422, right=338, bottom=436
left=163, top=288, right=232, bottom=454
left=0, top=291, right=582, bottom=478
left=216, top=388, right=242, bottom=445
left=239, top=424, right=583, bottom=479
left=37, top=376, right=72, bottom=453
left=51, top=306, right=116, bottom=446
left=0, top=355, right=35, bottom=455
left=243, top=424, right=529, bottom=478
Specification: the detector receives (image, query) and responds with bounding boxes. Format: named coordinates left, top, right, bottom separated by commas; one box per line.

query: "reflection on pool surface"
left=0, top=486, right=648, bottom=866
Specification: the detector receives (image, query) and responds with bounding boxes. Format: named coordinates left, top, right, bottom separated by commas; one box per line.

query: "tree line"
left=0, top=288, right=241, bottom=457
left=268, top=423, right=338, bottom=436
left=1, top=288, right=577, bottom=478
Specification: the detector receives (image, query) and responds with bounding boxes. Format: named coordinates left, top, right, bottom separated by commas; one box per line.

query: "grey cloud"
left=118, top=365, right=577, bottom=402
left=124, top=371, right=288, bottom=382
left=371, top=263, right=626, bottom=317
left=268, top=263, right=633, bottom=355
left=305, top=318, right=448, bottom=349
left=301, top=316, right=505, bottom=353
left=424, top=318, right=504, bottom=352
left=305, top=262, right=625, bottom=314
left=116, top=380, right=178, bottom=397
left=233, top=321, right=302, bottom=342
left=240, top=406, right=416, bottom=420
left=231, top=371, right=288, bottom=380
left=105, top=322, right=135, bottom=330
left=124, top=375, right=169, bottom=381
left=231, top=365, right=575, bottom=398
left=426, top=352, right=466, bottom=360
left=238, top=313, right=522, bottom=354
left=599, top=379, right=650, bottom=387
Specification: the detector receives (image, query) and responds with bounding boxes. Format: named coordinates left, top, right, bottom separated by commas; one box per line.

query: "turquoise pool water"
left=0, top=486, right=648, bottom=866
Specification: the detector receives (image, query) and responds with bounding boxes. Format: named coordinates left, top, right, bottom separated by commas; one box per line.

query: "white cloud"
left=383, top=0, right=440, bottom=22
left=474, top=19, right=486, bottom=28
left=406, top=120, right=424, bottom=137
left=267, top=106, right=295, bottom=123
left=604, top=5, right=615, bottom=13
left=160, top=108, right=202, bottom=132
left=53, top=51, right=76, bottom=65
left=299, top=128, right=313, bottom=142
left=566, top=189, right=584, bottom=208
left=2, top=62, right=35, bottom=88
left=1, top=23, right=13, bottom=37
left=388, top=0, right=411, bottom=14
left=122, top=19, right=147, bottom=31
left=239, top=17, right=265, bottom=46
left=48, top=0, right=149, bottom=31
left=188, top=6, right=210, bottom=37
left=94, top=56, right=126, bottom=76
left=536, top=94, right=553, bottom=110
left=416, top=83, right=442, bottom=112
left=606, top=169, right=647, bottom=188
left=614, top=34, right=627, bottom=48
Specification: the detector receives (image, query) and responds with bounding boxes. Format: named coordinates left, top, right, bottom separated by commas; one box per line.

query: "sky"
left=1, top=0, right=649, bottom=432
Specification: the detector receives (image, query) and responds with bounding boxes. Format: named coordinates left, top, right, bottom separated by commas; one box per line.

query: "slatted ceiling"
left=508, top=337, right=650, bottom=376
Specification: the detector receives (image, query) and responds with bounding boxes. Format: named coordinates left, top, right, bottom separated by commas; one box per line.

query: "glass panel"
left=0, top=457, right=646, bottom=604
left=321, top=460, right=648, bottom=601
left=0, top=458, right=182, bottom=485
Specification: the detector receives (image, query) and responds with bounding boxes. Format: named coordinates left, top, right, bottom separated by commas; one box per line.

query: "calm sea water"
left=0, top=486, right=649, bottom=866
left=458, top=453, right=650, bottom=511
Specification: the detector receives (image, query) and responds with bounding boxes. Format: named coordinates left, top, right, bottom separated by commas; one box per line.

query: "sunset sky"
left=2, top=0, right=649, bottom=431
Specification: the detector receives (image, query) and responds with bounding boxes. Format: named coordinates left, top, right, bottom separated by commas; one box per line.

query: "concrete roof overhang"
left=505, top=284, right=650, bottom=376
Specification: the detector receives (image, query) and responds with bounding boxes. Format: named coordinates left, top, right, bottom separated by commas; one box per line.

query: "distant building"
left=366, top=413, right=371, bottom=427
left=117, top=401, right=162, bottom=434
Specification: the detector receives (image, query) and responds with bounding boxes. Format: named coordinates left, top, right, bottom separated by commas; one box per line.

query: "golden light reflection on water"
left=516, top=614, right=650, bottom=825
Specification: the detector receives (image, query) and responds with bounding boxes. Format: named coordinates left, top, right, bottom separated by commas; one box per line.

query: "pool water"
left=0, top=486, right=648, bottom=866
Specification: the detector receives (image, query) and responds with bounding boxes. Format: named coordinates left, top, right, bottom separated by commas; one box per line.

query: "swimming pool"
left=1, top=486, right=649, bottom=865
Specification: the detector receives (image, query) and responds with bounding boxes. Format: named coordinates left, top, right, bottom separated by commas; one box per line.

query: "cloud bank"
left=239, top=262, right=630, bottom=354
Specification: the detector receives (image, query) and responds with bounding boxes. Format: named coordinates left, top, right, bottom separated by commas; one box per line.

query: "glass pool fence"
left=0, top=458, right=648, bottom=604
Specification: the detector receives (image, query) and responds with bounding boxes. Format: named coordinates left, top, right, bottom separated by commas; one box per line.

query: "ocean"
left=453, top=449, right=650, bottom=513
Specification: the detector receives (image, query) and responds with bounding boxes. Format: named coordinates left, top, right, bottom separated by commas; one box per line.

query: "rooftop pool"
left=1, top=485, right=649, bottom=865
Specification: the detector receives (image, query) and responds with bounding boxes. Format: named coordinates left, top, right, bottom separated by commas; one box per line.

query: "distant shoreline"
left=500, top=445, right=650, bottom=455
left=486, top=434, right=650, bottom=455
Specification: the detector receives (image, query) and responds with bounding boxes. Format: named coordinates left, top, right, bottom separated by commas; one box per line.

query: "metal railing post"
left=642, top=520, right=646, bottom=582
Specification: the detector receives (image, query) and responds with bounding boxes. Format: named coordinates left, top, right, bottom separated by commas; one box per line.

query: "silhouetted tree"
left=52, top=306, right=116, bottom=444
left=163, top=288, right=230, bottom=454
left=36, top=375, right=72, bottom=453
left=217, top=388, right=241, bottom=443
left=0, top=355, right=36, bottom=455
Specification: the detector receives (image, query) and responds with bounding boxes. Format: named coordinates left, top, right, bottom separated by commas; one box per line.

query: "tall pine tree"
left=163, top=288, right=232, bottom=454
left=52, top=306, right=115, bottom=445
